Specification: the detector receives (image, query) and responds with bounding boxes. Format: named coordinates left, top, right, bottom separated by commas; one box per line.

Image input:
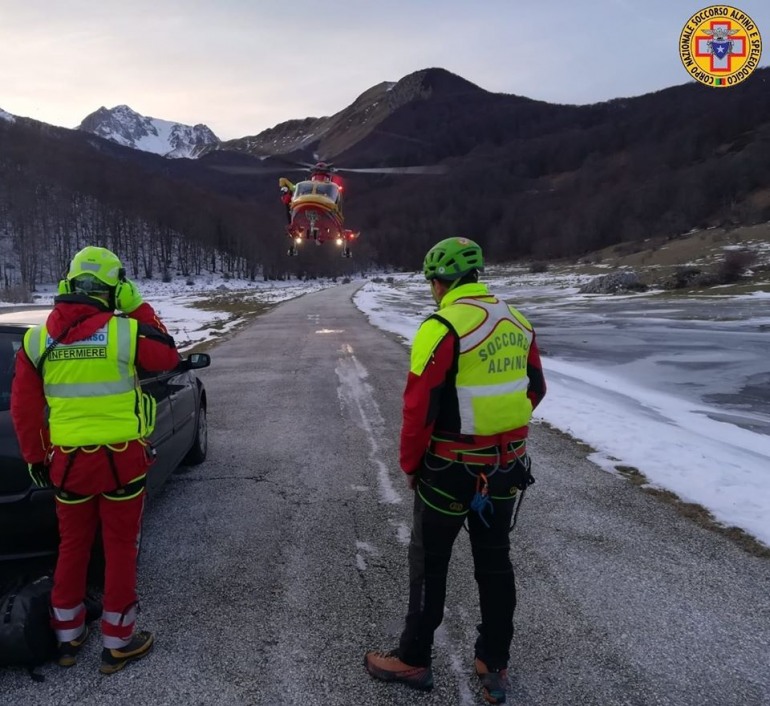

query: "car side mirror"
left=185, top=353, right=211, bottom=370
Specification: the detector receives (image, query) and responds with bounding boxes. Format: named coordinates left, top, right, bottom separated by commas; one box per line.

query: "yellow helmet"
left=65, top=246, right=124, bottom=294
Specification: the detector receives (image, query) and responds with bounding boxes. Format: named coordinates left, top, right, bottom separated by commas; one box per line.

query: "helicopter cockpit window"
left=294, top=181, right=315, bottom=197
left=314, top=182, right=339, bottom=202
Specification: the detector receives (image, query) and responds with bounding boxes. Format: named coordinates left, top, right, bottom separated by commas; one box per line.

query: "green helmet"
left=423, top=237, right=484, bottom=281
left=66, top=246, right=123, bottom=291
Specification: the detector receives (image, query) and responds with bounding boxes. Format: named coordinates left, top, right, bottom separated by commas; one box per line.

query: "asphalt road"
left=3, top=284, right=769, bottom=705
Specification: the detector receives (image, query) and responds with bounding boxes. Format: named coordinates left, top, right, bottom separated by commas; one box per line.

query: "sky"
left=1, top=0, right=768, bottom=140
left=4, top=269, right=768, bottom=548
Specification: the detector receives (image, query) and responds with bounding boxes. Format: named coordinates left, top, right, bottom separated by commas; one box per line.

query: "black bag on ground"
left=0, top=575, right=56, bottom=669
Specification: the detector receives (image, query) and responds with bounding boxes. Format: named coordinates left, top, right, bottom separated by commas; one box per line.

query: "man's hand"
left=115, top=279, right=143, bottom=313
left=405, top=473, right=418, bottom=491
left=28, top=462, right=51, bottom=488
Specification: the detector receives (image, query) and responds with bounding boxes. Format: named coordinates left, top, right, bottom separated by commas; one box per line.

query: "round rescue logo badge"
left=679, top=6, right=762, bottom=87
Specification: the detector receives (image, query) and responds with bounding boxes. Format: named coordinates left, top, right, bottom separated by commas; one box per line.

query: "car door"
left=167, top=369, right=198, bottom=456
left=139, top=371, right=176, bottom=495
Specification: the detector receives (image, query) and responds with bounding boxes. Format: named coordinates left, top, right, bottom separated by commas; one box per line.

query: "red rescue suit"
left=11, top=294, right=181, bottom=648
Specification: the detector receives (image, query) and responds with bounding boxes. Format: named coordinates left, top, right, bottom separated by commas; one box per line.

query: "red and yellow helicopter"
left=278, top=160, right=446, bottom=257
left=280, top=162, right=355, bottom=257
left=211, top=156, right=445, bottom=257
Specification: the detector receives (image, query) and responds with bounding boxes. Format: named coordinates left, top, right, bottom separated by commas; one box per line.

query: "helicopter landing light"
left=336, top=238, right=343, bottom=246
left=295, top=237, right=302, bottom=243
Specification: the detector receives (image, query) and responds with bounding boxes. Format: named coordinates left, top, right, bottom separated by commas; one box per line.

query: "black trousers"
left=398, top=459, right=518, bottom=670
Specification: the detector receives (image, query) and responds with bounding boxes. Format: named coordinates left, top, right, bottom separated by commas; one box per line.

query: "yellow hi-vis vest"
left=419, top=283, right=534, bottom=435
left=23, top=316, right=151, bottom=447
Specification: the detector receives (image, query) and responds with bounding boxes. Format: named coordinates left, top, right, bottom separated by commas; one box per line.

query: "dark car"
left=0, top=321, right=210, bottom=560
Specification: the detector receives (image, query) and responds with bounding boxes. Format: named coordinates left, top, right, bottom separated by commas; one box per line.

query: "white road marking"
left=336, top=344, right=401, bottom=504
left=435, top=621, right=476, bottom=705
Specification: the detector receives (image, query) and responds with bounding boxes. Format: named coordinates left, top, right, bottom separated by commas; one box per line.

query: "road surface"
left=3, top=284, right=769, bottom=705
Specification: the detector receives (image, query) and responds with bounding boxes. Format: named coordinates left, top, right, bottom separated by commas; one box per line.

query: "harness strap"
left=103, top=474, right=146, bottom=501
left=509, top=486, right=530, bottom=532
left=104, top=448, right=122, bottom=492
left=58, top=448, right=79, bottom=493
left=56, top=487, right=94, bottom=505
left=417, top=479, right=469, bottom=517
left=429, top=439, right=527, bottom=467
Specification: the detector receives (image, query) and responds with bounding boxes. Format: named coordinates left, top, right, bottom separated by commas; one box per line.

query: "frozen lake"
left=527, top=294, right=770, bottom=435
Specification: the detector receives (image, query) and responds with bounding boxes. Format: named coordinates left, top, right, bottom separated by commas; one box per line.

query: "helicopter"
left=279, top=160, right=445, bottom=257
left=280, top=162, right=354, bottom=257
left=210, top=156, right=445, bottom=257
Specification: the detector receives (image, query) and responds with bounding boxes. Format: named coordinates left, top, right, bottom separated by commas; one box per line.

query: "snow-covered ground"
left=4, top=269, right=769, bottom=547
left=11, top=275, right=335, bottom=350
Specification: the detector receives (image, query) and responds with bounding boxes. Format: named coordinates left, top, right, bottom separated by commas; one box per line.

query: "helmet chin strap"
left=446, top=278, right=463, bottom=292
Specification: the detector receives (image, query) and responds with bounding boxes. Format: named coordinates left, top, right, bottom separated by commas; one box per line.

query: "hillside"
left=334, top=68, right=770, bottom=269
left=215, top=68, right=495, bottom=162
left=564, top=222, right=770, bottom=294
left=2, top=66, right=770, bottom=285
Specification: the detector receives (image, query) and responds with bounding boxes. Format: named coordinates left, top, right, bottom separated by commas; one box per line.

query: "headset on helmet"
left=423, top=237, right=484, bottom=281
left=58, top=246, right=126, bottom=305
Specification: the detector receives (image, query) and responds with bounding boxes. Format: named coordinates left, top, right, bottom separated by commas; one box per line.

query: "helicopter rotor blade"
left=334, top=165, right=447, bottom=175
left=208, top=165, right=308, bottom=175
left=208, top=157, right=446, bottom=177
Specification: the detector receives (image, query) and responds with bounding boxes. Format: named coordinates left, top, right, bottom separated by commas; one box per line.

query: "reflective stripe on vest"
left=437, top=297, right=534, bottom=436
left=23, top=316, right=145, bottom=446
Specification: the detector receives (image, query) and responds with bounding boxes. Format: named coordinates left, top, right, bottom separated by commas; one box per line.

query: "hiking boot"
left=475, top=657, right=509, bottom=704
left=364, top=649, right=434, bottom=691
left=99, top=630, right=154, bottom=675
left=57, top=625, right=90, bottom=667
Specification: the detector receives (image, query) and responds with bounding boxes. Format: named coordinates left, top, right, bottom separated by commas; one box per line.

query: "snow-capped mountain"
left=78, top=105, right=219, bottom=158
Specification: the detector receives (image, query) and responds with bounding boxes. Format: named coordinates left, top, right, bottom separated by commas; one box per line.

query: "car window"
left=0, top=331, right=23, bottom=411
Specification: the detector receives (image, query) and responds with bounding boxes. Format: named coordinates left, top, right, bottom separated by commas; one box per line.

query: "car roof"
left=0, top=323, right=35, bottom=334
left=0, top=309, right=50, bottom=330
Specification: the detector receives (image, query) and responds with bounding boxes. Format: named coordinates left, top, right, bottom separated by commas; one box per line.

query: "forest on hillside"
left=339, top=69, right=770, bottom=269
left=0, top=120, right=360, bottom=294
left=1, top=68, right=769, bottom=289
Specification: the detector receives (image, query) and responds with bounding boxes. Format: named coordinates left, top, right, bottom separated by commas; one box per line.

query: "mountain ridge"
left=78, top=104, right=220, bottom=158
left=213, top=67, right=487, bottom=161
left=1, top=65, right=769, bottom=279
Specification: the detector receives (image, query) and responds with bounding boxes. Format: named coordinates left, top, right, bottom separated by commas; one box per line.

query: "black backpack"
left=0, top=575, right=56, bottom=677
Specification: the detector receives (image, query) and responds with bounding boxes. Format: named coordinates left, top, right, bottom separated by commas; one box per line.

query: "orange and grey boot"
left=364, top=649, right=434, bottom=691
left=57, top=625, right=90, bottom=667
left=100, top=630, right=154, bottom=674
left=475, top=657, right=509, bottom=704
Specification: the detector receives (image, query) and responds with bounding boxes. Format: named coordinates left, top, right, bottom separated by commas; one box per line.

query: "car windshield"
left=0, top=331, right=23, bottom=412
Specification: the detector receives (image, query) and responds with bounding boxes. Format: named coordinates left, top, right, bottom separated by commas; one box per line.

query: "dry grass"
left=554, top=222, right=770, bottom=293
left=184, top=294, right=275, bottom=353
